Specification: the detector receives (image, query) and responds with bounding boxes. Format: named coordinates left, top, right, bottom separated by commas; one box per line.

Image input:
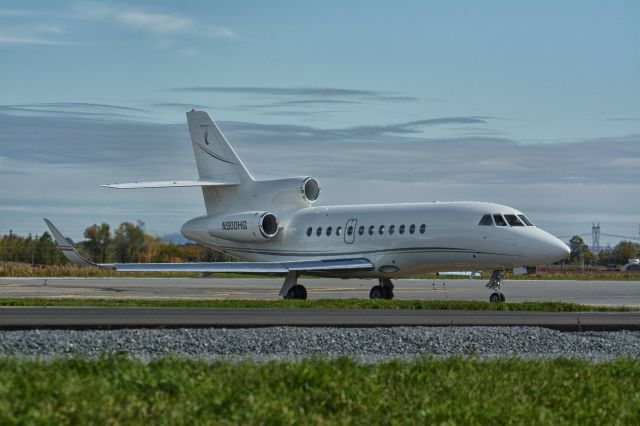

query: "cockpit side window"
left=504, top=214, right=524, bottom=226
left=493, top=214, right=508, bottom=226
left=479, top=214, right=494, bottom=226
left=518, top=214, right=534, bottom=226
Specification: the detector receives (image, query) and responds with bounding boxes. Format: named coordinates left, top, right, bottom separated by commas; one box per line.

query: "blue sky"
left=1, top=1, right=639, bottom=246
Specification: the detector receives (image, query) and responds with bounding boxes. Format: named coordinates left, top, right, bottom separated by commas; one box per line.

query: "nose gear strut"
left=486, top=270, right=506, bottom=302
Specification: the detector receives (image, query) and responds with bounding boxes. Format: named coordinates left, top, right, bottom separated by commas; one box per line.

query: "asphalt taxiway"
left=1, top=307, right=639, bottom=331
left=1, top=277, right=639, bottom=306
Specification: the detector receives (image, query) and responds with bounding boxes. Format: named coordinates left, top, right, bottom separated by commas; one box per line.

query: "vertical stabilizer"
left=186, top=111, right=253, bottom=184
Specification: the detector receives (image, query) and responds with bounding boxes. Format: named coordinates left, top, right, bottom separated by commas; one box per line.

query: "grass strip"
left=0, top=356, right=638, bottom=425
left=0, top=297, right=634, bottom=312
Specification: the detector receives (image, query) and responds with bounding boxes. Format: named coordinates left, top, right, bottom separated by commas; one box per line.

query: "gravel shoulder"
left=2, top=326, right=639, bottom=362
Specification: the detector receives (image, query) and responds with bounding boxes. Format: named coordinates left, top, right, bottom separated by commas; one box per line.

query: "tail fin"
left=186, top=110, right=253, bottom=184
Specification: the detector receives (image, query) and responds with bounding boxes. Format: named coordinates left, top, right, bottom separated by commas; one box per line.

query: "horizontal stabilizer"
left=101, top=180, right=239, bottom=189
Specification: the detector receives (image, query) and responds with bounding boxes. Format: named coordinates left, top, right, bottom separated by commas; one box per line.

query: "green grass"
left=0, top=356, right=639, bottom=424
left=0, top=297, right=634, bottom=312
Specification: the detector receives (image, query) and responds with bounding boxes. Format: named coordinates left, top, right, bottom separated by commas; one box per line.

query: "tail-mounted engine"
left=208, top=211, right=279, bottom=242
left=301, top=177, right=320, bottom=203
left=251, top=176, right=321, bottom=211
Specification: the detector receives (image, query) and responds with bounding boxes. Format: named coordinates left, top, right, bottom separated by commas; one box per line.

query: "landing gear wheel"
left=381, top=286, right=394, bottom=300
left=487, top=270, right=506, bottom=303
left=285, top=284, right=307, bottom=300
left=369, top=285, right=384, bottom=299
left=489, top=292, right=503, bottom=303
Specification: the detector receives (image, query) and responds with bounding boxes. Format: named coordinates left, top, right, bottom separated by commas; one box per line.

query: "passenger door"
left=344, top=218, right=358, bottom=244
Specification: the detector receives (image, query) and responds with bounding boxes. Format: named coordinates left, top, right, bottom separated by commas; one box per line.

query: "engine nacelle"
left=208, top=211, right=279, bottom=242
left=301, top=177, right=320, bottom=203
left=251, top=176, right=321, bottom=212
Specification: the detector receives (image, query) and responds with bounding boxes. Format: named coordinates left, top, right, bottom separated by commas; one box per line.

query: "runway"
left=1, top=277, right=640, bottom=306
left=1, top=307, right=640, bottom=331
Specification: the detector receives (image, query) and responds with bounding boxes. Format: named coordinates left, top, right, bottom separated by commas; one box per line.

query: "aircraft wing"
left=44, top=219, right=373, bottom=274
left=112, top=258, right=372, bottom=273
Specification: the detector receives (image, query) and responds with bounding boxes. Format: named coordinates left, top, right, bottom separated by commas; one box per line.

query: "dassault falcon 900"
left=45, top=110, right=569, bottom=301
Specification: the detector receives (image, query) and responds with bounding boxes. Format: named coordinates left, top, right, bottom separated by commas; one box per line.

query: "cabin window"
left=316, top=227, right=322, bottom=236
left=505, top=214, right=524, bottom=226
left=358, top=225, right=365, bottom=235
left=409, top=224, right=416, bottom=234
left=399, top=224, right=405, bottom=234
left=306, top=227, right=312, bottom=237
left=368, top=225, right=375, bottom=235
left=493, top=214, right=507, bottom=226
left=336, top=226, right=342, bottom=236
left=389, top=225, right=395, bottom=235
left=378, top=225, right=385, bottom=235
left=518, top=214, right=534, bottom=226
left=347, top=225, right=354, bottom=236
left=326, top=226, right=332, bottom=236
left=420, top=224, right=426, bottom=234
left=479, top=214, right=494, bottom=226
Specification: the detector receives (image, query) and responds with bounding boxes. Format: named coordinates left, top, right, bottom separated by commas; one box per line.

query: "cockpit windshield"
left=480, top=213, right=535, bottom=227
left=504, top=214, right=524, bottom=226
left=493, top=214, right=507, bottom=226
left=478, top=214, right=494, bottom=226
left=518, top=214, right=534, bottom=226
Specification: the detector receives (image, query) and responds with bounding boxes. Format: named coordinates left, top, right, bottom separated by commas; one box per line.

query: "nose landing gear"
left=370, top=278, right=395, bottom=300
left=486, top=270, right=506, bottom=302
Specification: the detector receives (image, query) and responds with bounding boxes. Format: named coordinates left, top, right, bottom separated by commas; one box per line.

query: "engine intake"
left=208, top=211, right=279, bottom=242
left=302, top=177, right=320, bottom=202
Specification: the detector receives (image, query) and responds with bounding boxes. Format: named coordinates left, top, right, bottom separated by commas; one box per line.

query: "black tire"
left=285, top=287, right=295, bottom=299
left=369, top=285, right=383, bottom=299
left=285, top=285, right=307, bottom=300
left=499, top=293, right=506, bottom=302
left=489, top=292, right=502, bottom=303
left=381, top=287, right=394, bottom=300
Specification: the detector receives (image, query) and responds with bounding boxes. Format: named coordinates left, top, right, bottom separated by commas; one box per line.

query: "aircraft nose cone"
left=544, top=234, right=570, bottom=262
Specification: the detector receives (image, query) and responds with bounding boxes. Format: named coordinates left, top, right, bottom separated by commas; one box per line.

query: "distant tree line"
left=0, top=231, right=66, bottom=265
left=0, top=221, right=235, bottom=265
left=567, top=235, right=639, bottom=266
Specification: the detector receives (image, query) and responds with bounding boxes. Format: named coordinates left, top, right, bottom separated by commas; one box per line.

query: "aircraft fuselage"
left=181, top=200, right=568, bottom=278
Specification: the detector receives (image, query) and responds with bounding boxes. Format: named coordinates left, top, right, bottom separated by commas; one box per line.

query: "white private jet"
left=45, top=110, right=569, bottom=301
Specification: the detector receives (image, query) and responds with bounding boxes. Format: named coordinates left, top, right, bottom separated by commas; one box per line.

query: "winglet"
left=43, top=218, right=104, bottom=268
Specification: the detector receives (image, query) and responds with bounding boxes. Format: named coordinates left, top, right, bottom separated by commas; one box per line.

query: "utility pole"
left=8, top=230, right=13, bottom=262
left=592, top=222, right=601, bottom=254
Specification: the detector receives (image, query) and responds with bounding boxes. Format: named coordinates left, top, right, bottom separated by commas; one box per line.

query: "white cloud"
left=0, top=34, right=75, bottom=46
left=0, top=22, right=72, bottom=47
left=72, top=3, right=238, bottom=39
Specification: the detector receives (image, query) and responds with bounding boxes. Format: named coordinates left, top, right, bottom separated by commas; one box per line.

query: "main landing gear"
left=369, top=278, right=395, bottom=300
left=280, top=271, right=307, bottom=300
left=486, top=270, right=506, bottom=303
